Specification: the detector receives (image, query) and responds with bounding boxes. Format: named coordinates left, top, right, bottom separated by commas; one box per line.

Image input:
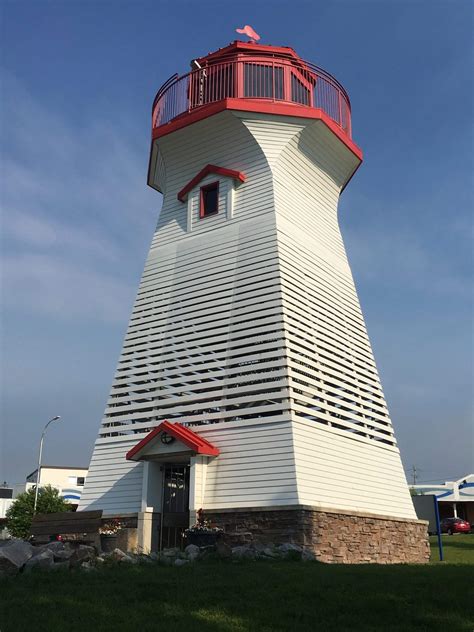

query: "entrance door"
left=160, top=464, right=190, bottom=550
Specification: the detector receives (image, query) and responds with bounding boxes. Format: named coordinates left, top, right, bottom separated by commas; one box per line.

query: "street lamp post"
left=33, top=416, right=61, bottom=514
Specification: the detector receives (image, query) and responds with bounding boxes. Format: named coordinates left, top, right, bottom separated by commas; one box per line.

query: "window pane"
left=202, top=183, right=218, bottom=217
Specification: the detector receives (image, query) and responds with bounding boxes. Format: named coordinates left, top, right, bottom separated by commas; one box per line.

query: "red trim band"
left=154, top=99, right=363, bottom=162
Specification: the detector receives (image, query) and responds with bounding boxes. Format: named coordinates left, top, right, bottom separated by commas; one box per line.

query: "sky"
left=1, top=0, right=472, bottom=487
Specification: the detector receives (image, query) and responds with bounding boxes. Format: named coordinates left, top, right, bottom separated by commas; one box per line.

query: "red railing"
left=152, top=56, right=352, bottom=138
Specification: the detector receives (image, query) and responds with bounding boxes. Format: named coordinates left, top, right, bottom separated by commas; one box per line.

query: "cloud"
left=0, top=71, right=159, bottom=325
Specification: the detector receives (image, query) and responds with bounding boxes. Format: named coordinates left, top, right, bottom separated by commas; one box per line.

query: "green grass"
left=1, top=536, right=473, bottom=632
left=430, top=533, right=474, bottom=563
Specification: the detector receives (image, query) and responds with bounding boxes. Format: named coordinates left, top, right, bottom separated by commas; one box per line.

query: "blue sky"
left=1, top=0, right=472, bottom=486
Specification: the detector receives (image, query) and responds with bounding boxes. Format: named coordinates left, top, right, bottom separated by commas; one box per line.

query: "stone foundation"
left=203, top=506, right=430, bottom=564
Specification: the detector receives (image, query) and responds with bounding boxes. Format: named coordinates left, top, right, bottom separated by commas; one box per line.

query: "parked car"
left=440, top=517, right=471, bottom=535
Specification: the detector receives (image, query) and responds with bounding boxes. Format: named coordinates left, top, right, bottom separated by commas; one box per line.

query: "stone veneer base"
left=203, top=505, right=430, bottom=564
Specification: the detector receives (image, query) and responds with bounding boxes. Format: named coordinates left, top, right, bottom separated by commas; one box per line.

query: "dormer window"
left=200, top=182, right=219, bottom=218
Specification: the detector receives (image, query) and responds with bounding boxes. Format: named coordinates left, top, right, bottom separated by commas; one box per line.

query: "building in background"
left=26, top=466, right=88, bottom=509
left=79, top=37, right=428, bottom=563
left=0, top=484, right=14, bottom=535
left=412, top=474, right=474, bottom=524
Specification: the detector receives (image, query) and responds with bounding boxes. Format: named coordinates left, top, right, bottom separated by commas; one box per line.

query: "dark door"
left=160, top=464, right=190, bottom=550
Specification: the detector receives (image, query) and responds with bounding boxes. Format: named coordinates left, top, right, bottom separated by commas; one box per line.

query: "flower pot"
left=100, top=534, right=118, bottom=552
left=185, top=531, right=221, bottom=547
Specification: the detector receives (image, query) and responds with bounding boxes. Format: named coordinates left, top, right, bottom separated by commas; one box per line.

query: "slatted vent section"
left=99, top=222, right=291, bottom=440
left=279, top=235, right=395, bottom=447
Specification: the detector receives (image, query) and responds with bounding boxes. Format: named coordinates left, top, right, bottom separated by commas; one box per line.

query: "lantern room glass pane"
left=291, top=73, right=310, bottom=105
left=244, top=63, right=284, bottom=99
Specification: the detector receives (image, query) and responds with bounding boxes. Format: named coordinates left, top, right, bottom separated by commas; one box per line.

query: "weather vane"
left=236, top=25, right=261, bottom=44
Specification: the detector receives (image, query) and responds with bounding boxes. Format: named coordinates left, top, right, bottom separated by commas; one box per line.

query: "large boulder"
left=24, top=549, right=55, bottom=573
left=301, top=548, right=316, bottom=562
left=36, top=541, right=66, bottom=554
left=232, top=545, right=257, bottom=560
left=277, top=543, right=302, bottom=558
left=215, top=541, right=232, bottom=559
left=69, top=545, right=96, bottom=568
left=184, top=544, right=200, bottom=561
left=260, top=546, right=281, bottom=559
left=174, top=558, right=190, bottom=567
left=118, top=554, right=136, bottom=564
left=0, top=540, right=35, bottom=576
left=52, top=548, right=74, bottom=563
left=109, top=548, right=127, bottom=562
left=162, top=547, right=180, bottom=558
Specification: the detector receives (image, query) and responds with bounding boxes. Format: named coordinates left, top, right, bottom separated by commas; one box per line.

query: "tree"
left=6, top=485, right=71, bottom=539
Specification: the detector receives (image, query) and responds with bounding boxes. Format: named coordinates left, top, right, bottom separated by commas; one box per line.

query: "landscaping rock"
left=277, top=543, right=302, bottom=554
left=215, top=541, right=232, bottom=559
left=174, top=558, right=190, bottom=567
left=197, top=545, right=216, bottom=560
left=37, top=541, right=66, bottom=555
left=80, top=561, right=96, bottom=572
left=70, top=545, right=96, bottom=568
left=232, top=545, right=257, bottom=560
left=118, top=554, right=136, bottom=564
left=109, top=548, right=127, bottom=561
left=184, top=544, right=200, bottom=561
left=260, top=547, right=281, bottom=559
left=24, top=549, right=55, bottom=573
left=53, top=549, right=74, bottom=563
left=162, top=547, right=180, bottom=558
left=0, top=540, right=35, bottom=576
left=302, top=548, right=316, bottom=562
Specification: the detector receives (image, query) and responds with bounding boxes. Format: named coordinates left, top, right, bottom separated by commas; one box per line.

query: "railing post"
left=338, top=89, right=342, bottom=127
left=272, top=59, right=275, bottom=102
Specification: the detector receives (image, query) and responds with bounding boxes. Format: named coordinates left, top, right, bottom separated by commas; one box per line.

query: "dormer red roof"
left=126, top=420, right=220, bottom=461
left=177, top=164, right=246, bottom=202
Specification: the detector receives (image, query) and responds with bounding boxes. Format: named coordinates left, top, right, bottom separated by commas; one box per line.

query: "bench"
left=30, top=510, right=103, bottom=547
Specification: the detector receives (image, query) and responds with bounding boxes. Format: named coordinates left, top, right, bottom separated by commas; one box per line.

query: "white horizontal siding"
left=292, top=418, right=416, bottom=519
left=78, top=439, right=143, bottom=515
left=152, top=111, right=274, bottom=247
left=199, top=420, right=298, bottom=509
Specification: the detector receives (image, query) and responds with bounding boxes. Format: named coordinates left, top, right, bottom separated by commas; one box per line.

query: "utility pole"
left=411, top=465, right=418, bottom=485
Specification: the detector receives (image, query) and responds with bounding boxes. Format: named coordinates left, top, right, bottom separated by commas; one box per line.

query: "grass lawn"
left=1, top=536, right=473, bottom=632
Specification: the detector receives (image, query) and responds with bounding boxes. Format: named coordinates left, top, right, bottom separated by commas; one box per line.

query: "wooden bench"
left=30, top=510, right=103, bottom=547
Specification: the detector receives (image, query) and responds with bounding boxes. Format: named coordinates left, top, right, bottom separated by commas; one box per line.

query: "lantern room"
left=149, top=41, right=360, bottom=173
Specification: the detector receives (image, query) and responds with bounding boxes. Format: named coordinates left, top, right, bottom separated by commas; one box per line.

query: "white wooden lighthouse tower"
left=80, top=39, right=428, bottom=562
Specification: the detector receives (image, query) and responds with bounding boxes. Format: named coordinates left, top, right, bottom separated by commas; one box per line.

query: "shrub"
left=6, top=485, right=72, bottom=539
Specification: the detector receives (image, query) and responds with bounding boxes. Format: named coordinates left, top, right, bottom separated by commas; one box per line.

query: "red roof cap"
left=195, top=40, right=301, bottom=65
left=126, top=421, right=219, bottom=461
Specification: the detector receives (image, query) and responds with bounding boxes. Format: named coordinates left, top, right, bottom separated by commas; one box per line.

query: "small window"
left=76, top=477, right=85, bottom=486
left=200, top=182, right=219, bottom=218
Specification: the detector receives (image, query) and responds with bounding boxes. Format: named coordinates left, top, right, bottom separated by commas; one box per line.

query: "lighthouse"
left=79, top=38, right=429, bottom=563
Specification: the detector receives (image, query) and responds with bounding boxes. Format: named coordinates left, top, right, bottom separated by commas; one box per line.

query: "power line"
left=408, top=474, right=467, bottom=485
